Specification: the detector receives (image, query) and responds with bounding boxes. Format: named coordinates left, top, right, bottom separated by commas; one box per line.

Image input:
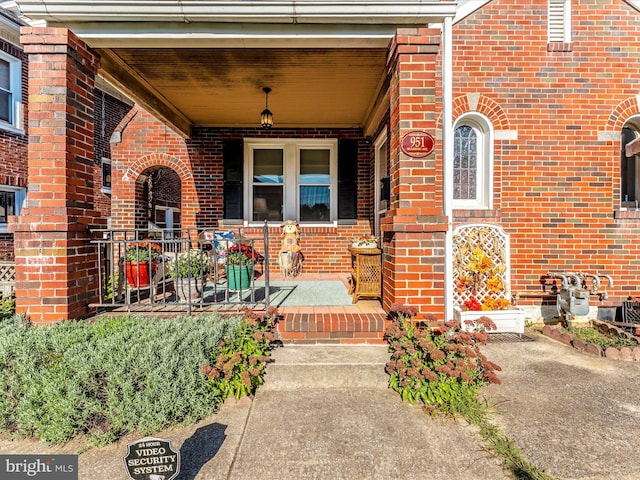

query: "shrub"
left=384, top=311, right=501, bottom=415
left=202, top=307, right=278, bottom=400
left=0, top=294, right=15, bottom=320
left=0, top=313, right=240, bottom=445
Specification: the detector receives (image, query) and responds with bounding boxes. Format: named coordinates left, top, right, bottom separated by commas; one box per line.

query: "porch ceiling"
left=97, top=46, right=389, bottom=135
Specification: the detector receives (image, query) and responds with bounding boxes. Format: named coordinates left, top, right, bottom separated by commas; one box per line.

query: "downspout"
left=442, top=16, right=454, bottom=322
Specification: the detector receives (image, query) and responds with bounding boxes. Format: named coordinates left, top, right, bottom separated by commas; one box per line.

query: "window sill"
left=547, top=42, right=572, bottom=52
left=614, top=209, right=640, bottom=219
left=0, top=123, right=25, bottom=136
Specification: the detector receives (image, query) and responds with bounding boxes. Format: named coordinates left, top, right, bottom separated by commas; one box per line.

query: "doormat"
left=264, top=280, right=352, bottom=307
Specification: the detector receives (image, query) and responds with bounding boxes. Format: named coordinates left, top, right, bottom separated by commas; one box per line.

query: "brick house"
left=6, top=0, right=640, bottom=326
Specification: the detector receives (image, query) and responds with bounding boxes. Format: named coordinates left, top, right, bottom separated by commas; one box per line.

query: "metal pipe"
left=597, top=272, right=614, bottom=287
left=548, top=272, right=569, bottom=289
left=580, top=272, right=601, bottom=290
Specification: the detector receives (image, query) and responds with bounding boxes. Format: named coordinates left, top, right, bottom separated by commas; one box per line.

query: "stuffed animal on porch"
left=278, top=220, right=304, bottom=277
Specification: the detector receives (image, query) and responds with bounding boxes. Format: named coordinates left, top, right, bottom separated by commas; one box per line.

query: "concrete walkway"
left=3, top=333, right=640, bottom=479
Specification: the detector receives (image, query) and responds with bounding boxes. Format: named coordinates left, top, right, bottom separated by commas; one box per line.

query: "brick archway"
left=112, top=153, right=198, bottom=233
left=110, top=108, right=200, bottom=233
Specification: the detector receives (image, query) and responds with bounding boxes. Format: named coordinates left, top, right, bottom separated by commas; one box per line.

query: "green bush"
left=0, top=294, right=15, bottom=320
left=202, top=307, right=278, bottom=400
left=384, top=310, right=501, bottom=415
left=0, top=313, right=241, bottom=445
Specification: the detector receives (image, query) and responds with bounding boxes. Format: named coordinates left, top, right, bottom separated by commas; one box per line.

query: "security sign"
left=400, top=131, right=435, bottom=158
left=123, top=437, right=180, bottom=480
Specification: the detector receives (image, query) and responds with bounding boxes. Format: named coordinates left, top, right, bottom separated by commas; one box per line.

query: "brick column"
left=10, top=28, right=104, bottom=324
left=382, top=28, right=448, bottom=317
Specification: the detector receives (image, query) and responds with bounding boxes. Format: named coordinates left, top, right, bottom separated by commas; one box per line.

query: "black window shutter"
left=338, top=139, right=358, bottom=219
left=223, top=139, right=243, bottom=219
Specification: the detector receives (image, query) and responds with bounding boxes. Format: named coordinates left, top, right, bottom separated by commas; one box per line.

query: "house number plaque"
left=400, top=131, right=435, bottom=158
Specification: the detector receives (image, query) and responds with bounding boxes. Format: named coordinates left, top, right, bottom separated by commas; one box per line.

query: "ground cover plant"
left=564, top=325, right=638, bottom=349
left=0, top=309, right=277, bottom=446
left=385, top=304, right=553, bottom=480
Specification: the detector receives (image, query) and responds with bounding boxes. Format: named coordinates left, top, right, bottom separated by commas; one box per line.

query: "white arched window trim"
left=453, top=112, right=493, bottom=210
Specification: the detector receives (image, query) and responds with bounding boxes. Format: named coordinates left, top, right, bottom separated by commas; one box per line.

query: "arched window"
left=621, top=118, right=640, bottom=208
left=453, top=114, right=492, bottom=209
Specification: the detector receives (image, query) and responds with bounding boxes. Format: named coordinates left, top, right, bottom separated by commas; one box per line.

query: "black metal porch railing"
left=91, top=223, right=270, bottom=314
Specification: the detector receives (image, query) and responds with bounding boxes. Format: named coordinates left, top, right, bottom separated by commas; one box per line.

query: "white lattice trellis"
left=452, top=224, right=511, bottom=307
left=0, top=261, right=15, bottom=297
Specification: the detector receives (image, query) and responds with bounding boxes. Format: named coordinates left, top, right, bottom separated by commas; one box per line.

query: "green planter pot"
left=227, top=264, right=254, bottom=290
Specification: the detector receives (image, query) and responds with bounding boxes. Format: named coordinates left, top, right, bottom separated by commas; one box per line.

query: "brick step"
left=274, top=310, right=390, bottom=344
left=262, top=344, right=390, bottom=390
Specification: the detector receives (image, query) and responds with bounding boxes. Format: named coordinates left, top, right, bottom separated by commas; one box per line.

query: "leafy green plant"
left=385, top=309, right=501, bottom=414
left=202, top=307, right=278, bottom=400
left=565, top=325, right=638, bottom=349
left=169, top=249, right=210, bottom=279
left=0, top=294, right=15, bottom=320
left=125, top=242, right=161, bottom=262
left=226, top=244, right=260, bottom=266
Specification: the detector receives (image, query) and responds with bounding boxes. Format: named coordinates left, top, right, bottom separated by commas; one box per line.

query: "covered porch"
left=10, top=0, right=456, bottom=326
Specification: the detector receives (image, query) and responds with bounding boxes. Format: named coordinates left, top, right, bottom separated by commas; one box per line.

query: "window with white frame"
left=245, top=139, right=337, bottom=223
left=548, top=0, right=571, bottom=43
left=621, top=120, right=640, bottom=208
left=0, top=185, right=25, bottom=232
left=0, top=52, right=22, bottom=132
left=453, top=114, right=492, bottom=210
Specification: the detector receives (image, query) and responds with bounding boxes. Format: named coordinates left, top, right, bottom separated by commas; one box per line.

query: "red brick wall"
left=93, top=90, right=133, bottom=218
left=112, top=109, right=376, bottom=273
left=444, top=0, right=640, bottom=307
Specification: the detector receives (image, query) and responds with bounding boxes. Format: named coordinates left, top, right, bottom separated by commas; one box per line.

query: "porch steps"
left=262, top=344, right=390, bottom=390
left=275, top=301, right=389, bottom=344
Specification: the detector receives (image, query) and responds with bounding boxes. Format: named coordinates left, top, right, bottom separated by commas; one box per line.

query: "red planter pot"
left=125, top=261, right=158, bottom=288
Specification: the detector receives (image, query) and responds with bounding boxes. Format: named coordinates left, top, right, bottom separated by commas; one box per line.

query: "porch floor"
left=105, top=272, right=389, bottom=344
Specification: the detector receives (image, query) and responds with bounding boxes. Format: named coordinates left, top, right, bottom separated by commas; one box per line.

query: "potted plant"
left=125, top=241, right=161, bottom=288
left=226, top=244, right=259, bottom=290
left=351, top=235, right=379, bottom=249
left=452, top=225, right=525, bottom=333
left=169, top=248, right=210, bottom=301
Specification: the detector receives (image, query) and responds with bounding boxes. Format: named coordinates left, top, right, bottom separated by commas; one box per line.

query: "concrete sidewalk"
left=3, top=334, right=640, bottom=479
